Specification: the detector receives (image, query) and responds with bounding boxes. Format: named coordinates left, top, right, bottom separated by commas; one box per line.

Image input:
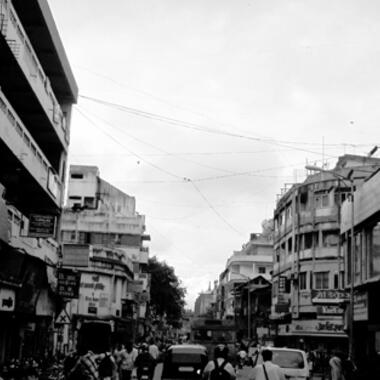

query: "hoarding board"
left=28, top=214, right=56, bottom=238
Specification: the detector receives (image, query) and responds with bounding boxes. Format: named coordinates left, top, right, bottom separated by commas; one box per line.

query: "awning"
left=0, top=243, right=49, bottom=314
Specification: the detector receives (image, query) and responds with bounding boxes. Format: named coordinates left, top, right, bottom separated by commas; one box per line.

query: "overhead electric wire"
left=75, top=107, right=188, bottom=182
left=190, top=181, right=244, bottom=237
left=75, top=68, right=375, bottom=150
left=79, top=105, right=240, bottom=176
left=76, top=105, right=320, bottom=182
left=79, top=94, right=363, bottom=158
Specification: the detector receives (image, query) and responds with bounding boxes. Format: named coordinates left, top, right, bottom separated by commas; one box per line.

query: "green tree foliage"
left=148, top=256, right=186, bottom=327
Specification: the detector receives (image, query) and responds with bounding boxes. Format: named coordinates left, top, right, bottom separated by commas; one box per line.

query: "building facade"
left=271, top=155, right=380, bottom=354
left=194, top=284, right=216, bottom=317
left=61, top=166, right=150, bottom=347
left=216, top=233, right=273, bottom=322
left=340, top=168, right=380, bottom=373
left=0, top=0, right=77, bottom=362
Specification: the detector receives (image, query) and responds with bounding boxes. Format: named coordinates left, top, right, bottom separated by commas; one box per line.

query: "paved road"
left=154, top=363, right=324, bottom=380
left=236, top=365, right=324, bottom=380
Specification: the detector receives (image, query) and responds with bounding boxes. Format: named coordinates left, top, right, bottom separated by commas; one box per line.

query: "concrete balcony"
left=0, top=90, right=62, bottom=214
left=62, top=211, right=146, bottom=235
left=0, top=0, right=68, bottom=169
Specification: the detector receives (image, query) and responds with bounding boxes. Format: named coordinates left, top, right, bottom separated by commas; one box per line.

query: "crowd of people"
left=62, top=338, right=165, bottom=380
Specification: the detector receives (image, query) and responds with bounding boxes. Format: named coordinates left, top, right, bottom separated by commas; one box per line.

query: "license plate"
left=179, top=366, right=194, bottom=372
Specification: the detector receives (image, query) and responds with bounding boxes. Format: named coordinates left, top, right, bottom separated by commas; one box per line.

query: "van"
left=254, top=347, right=310, bottom=380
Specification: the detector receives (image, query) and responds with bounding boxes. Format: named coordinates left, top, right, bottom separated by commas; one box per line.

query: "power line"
left=78, top=94, right=361, bottom=158
left=190, top=180, right=245, bottom=237
left=75, top=107, right=188, bottom=181
left=75, top=68, right=376, bottom=151
left=79, top=105, right=240, bottom=176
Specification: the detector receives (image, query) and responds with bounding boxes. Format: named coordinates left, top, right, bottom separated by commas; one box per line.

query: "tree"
left=148, top=256, right=186, bottom=328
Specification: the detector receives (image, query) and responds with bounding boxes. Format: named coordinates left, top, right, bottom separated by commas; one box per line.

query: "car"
left=161, top=344, right=209, bottom=379
left=253, top=347, right=310, bottom=380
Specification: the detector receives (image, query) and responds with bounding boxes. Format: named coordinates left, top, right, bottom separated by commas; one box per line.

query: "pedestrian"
left=329, top=351, right=344, bottom=380
left=342, top=355, right=356, bottom=380
left=249, top=349, right=285, bottom=380
left=67, top=348, right=99, bottom=380
left=118, top=341, right=138, bottom=380
left=148, top=338, right=160, bottom=361
left=134, top=343, right=155, bottom=380
left=98, top=351, right=118, bottom=380
left=202, top=344, right=236, bottom=380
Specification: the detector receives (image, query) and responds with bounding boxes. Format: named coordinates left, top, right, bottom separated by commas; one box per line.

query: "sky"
left=48, top=0, right=380, bottom=308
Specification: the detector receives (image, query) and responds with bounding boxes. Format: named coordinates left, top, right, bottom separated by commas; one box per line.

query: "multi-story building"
left=194, top=284, right=216, bottom=317
left=271, top=155, right=380, bottom=353
left=0, top=0, right=77, bottom=361
left=340, top=169, right=380, bottom=372
left=216, top=233, right=273, bottom=323
left=61, top=165, right=150, bottom=344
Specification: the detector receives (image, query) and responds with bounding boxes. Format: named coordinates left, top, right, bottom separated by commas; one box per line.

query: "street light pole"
left=231, top=272, right=252, bottom=340
left=305, top=165, right=355, bottom=359
left=247, top=285, right=251, bottom=340
left=349, top=178, right=355, bottom=360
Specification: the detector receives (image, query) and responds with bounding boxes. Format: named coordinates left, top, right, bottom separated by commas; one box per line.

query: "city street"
left=152, top=363, right=325, bottom=380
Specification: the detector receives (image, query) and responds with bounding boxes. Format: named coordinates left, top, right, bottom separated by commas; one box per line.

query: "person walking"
left=329, top=352, right=345, bottom=380
left=148, top=339, right=160, bottom=362
left=118, top=342, right=138, bottom=380
left=134, top=343, right=156, bottom=380
left=202, top=344, right=236, bottom=380
left=249, top=349, right=285, bottom=380
left=67, top=349, right=100, bottom=380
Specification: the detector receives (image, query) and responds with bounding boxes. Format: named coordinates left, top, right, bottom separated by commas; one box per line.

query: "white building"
left=61, top=165, right=150, bottom=343
left=217, top=233, right=273, bottom=320
left=0, top=0, right=77, bottom=361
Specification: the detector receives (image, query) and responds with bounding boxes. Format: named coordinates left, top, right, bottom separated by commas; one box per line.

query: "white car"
left=254, top=347, right=310, bottom=380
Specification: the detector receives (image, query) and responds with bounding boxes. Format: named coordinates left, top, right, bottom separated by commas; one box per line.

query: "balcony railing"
left=0, top=89, right=62, bottom=205
left=0, top=0, right=68, bottom=145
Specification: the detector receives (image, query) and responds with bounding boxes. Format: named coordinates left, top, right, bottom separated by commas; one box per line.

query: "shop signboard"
left=311, top=290, right=349, bottom=304
left=317, top=305, right=344, bottom=315
left=28, top=214, right=56, bottom=238
left=57, top=269, right=80, bottom=299
left=62, top=244, right=90, bottom=267
left=292, top=319, right=345, bottom=335
left=129, top=280, right=144, bottom=293
left=0, top=288, right=15, bottom=311
left=79, top=273, right=111, bottom=316
left=354, top=291, right=368, bottom=321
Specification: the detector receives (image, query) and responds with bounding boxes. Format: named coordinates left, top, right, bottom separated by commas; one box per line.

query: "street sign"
left=28, top=214, right=56, bottom=238
left=57, top=269, right=80, bottom=299
left=55, top=309, right=71, bottom=325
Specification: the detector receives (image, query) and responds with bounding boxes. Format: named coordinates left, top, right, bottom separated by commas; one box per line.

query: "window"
left=334, top=272, right=339, bottom=289
left=323, top=231, right=339, bottom=247
left=71, top=173, right=84, bottom=179
left=258, top=267, right=266, bottom=274
left=315, top=192, right=329, bottom=208
left=299, top=272, right=307, bottom=290
left=355, top=233, right=361, bottom=282
left=304, top=232, right=313, bottom=250
left=287, top=237, right=292, bottom=254
left=84, top=197, right=95, bottom=208
left=369, top=223, right=380, bottom=278
left=314, top=271, right=329, bottom=289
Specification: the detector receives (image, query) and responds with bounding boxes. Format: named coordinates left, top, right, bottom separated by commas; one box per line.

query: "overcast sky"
left=48, top=0, right=380, bottom=308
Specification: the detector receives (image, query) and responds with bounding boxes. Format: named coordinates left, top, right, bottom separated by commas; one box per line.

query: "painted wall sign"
left=278, top=319, right=346, bottom=336
left=354, top=291, right=368, bottom=321
left=312, top=290, right=349, bottom=304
